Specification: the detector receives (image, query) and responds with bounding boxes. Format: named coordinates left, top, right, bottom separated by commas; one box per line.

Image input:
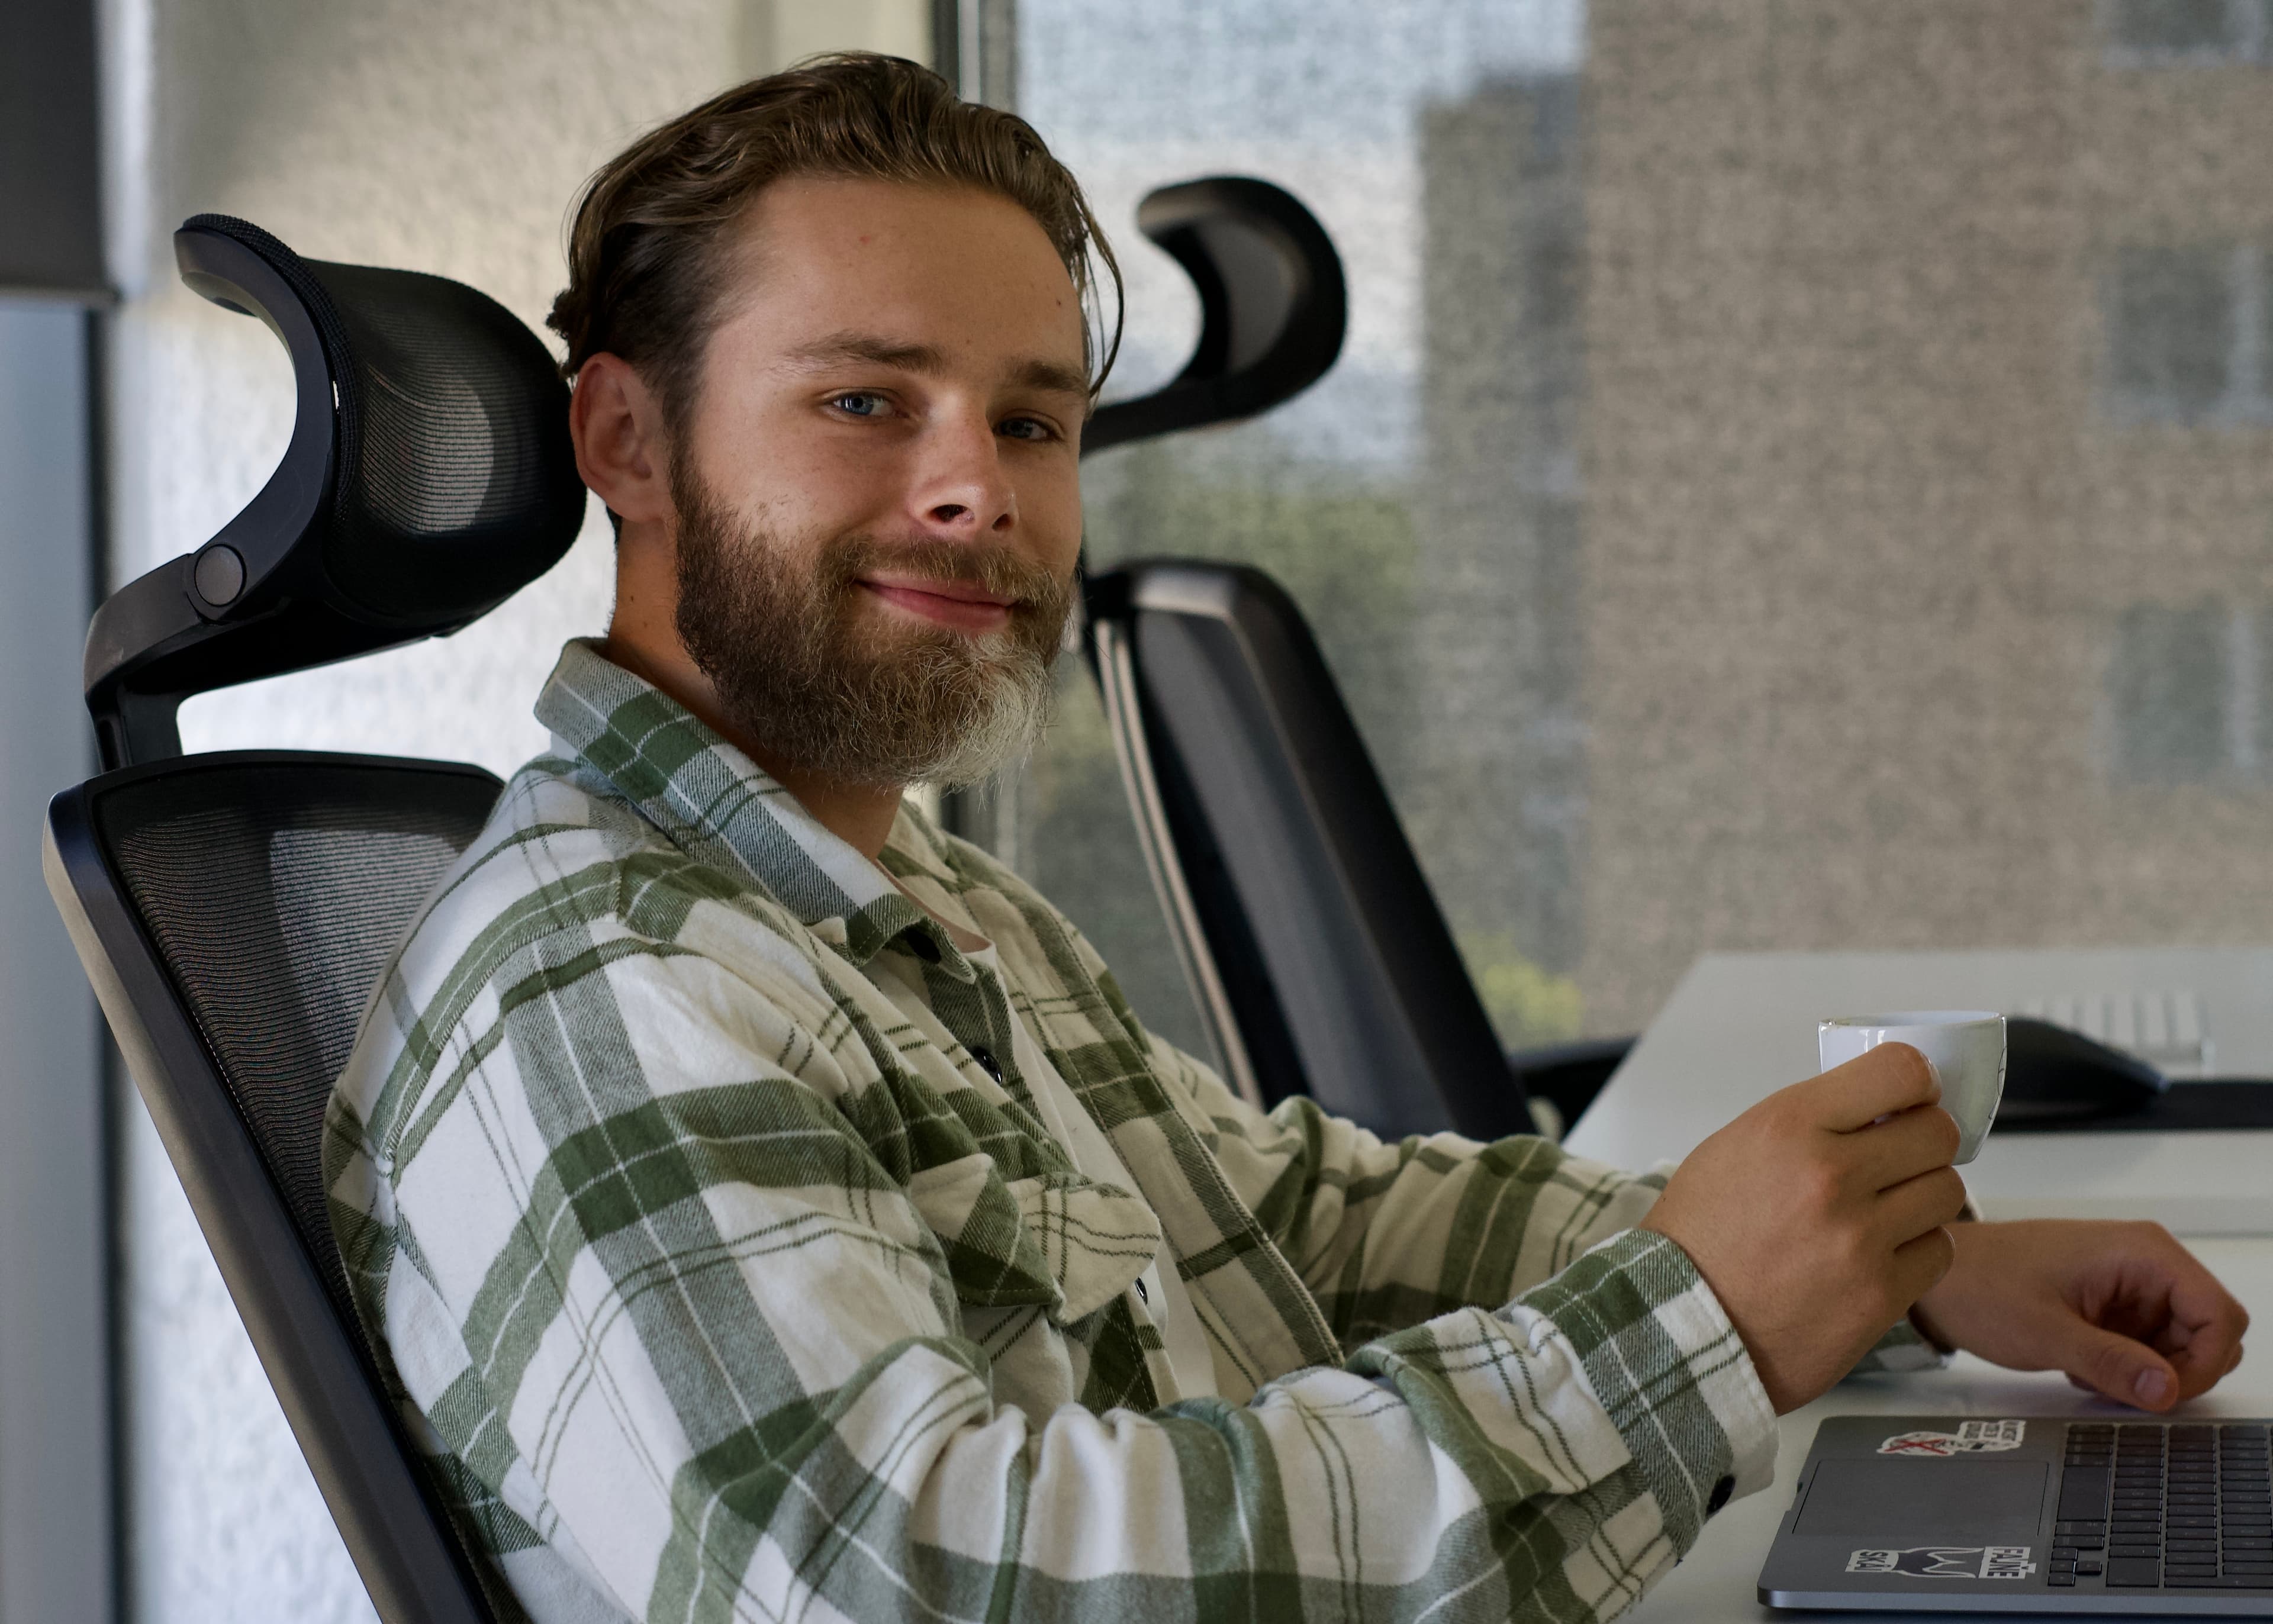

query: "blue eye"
left=832, top=392, right=888, bottom=417
left=999, top=416, right=1053, bottom=442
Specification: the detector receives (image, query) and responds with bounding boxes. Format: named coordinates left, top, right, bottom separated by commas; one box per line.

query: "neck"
left=602, top=521, right=906, bottom=859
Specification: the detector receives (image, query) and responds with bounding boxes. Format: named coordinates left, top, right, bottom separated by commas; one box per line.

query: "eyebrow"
left=781, top=331, right=1090, bottom=398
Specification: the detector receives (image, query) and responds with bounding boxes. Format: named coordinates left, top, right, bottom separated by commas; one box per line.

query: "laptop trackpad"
left=1794, top=1458, right=2049, bottom=1541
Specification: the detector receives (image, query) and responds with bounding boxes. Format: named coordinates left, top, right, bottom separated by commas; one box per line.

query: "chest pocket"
left=906, top=1152, right=1163, bottom=1325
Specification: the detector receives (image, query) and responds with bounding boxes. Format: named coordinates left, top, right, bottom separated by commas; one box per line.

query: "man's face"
left=668, top=175, right=1090, bottom=788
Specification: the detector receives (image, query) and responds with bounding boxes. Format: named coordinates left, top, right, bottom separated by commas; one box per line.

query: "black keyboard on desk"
left=2056, top=1421, right=2273, bottom=1589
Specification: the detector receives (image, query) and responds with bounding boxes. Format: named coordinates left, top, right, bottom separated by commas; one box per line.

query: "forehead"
left=714, top=175, right=1086, bottom=372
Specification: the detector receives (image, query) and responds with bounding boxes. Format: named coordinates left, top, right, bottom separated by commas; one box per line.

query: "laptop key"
left=2058, top=1467, right=2111, bottom=1520
left=2106, top=1557, right=2162, bottom=1586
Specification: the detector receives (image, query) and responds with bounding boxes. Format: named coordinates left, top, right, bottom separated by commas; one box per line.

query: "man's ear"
left=569, top=353, right=675, bottom=526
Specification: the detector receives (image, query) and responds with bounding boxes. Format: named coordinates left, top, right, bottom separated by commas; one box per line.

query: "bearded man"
left=327, top=53, right=2248, bottom=1624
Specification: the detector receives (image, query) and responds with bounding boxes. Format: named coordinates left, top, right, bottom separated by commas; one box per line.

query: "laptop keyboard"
left=2055, top=1421, right=2273, bottom=1588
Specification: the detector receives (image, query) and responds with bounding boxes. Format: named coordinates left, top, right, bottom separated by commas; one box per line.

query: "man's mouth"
left=857, top=573, right=1018, bottom=634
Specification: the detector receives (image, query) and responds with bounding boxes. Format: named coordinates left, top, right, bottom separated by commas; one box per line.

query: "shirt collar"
left=533, top=638, right=974, bottom=979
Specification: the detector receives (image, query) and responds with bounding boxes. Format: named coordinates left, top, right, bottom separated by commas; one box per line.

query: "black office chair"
left=1077, top=183, right=1630, bottom=1140
left=44, top=214, right=585, bottom=1624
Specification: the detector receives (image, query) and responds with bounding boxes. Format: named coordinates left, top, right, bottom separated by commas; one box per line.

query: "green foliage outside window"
left=1458, top=930, right=1585, bottom=1049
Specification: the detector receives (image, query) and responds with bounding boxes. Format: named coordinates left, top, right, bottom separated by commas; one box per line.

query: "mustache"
left=827, top=535, right=1071, bottom=616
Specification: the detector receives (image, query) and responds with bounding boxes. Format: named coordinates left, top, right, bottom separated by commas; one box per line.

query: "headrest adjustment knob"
left=192, top=544, right=245, bottom=607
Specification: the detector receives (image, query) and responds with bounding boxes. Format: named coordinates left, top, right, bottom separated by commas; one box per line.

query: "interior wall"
left=102, top=2, right=930, bottom=1617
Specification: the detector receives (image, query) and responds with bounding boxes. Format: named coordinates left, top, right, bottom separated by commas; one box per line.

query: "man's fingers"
left=1847, top=1105, right=1964, bottom=1191
left=2127, top=1231, right=2249, bottom=1399
left=1874, top=1165, right=1970, bottom=1245
left=2168, top=1307, right=2250, bottom=1399
left=1889, top=1223, right=1958, bottom=1304
left=2067, top=1322, right=2181, bottom=1411
left=1806, top=1043, right=1941, bottom=1132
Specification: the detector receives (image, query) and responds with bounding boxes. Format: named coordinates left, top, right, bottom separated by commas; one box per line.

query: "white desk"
left=1564, top=947, right=2273, bottom=1619
left=1566, top=948, right=2273, bottom=1236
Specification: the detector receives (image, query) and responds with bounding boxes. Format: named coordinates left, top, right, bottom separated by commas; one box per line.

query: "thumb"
left=2069, top=1323, right=2179, bottom=1411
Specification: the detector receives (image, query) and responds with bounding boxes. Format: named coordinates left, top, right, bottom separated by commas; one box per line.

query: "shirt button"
left=970, top=1045, right=1003, bottom=1081
left=1707, top=1475, right=1736, bottom=1515
left=904, top=930, right=940, bottom=964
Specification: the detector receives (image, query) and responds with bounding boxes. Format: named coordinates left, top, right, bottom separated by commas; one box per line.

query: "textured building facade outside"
left=1413, top=74, right=1590, bottom=990
left=1579, top=0, right=2273, bottom=1033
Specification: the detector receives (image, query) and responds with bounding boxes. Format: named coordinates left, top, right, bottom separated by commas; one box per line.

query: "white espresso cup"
left=1818, top=1010, right=2007, bottom=1165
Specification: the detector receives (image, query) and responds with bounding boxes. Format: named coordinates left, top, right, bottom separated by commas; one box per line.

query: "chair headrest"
left=85, top=217, right=585, bottom=768
left=1083, top=177, right=1346, bottom=456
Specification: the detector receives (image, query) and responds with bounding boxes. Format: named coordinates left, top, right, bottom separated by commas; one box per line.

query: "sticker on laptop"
left=1846, top=1546, right=2036, bottom=1581
left=1876, top=1419, right=2026, bottom=1457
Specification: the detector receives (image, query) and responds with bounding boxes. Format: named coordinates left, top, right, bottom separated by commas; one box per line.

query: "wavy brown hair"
left=549, top=52, right=1120, bottom=438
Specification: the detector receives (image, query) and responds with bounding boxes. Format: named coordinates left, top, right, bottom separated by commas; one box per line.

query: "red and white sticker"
left=1876, top=1419, right=2027, bottom=1457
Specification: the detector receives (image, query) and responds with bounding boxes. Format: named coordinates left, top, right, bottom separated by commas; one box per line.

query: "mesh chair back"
left=95, top=756, right=500, bottom=1313
left=46, top=752, right=504, bottom=1624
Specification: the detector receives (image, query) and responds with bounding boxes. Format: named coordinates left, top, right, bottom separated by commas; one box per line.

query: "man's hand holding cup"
left=1640, top=1043, right=1969, bottom=1413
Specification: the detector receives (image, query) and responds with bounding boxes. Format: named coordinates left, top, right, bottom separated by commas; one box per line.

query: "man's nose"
left=913, top=411, right=1016, bottom=539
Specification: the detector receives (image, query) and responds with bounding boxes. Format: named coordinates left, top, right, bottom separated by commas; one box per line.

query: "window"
left=2110, top=601, right=2273, bottom=785
left=2103, top=0, right=2273, bottom=64
left=2111, top=600, right=2238, bottom=781
left=2105, top=246, right=2270, bottom=424
left=991, top=1, right=2273, bottom=1056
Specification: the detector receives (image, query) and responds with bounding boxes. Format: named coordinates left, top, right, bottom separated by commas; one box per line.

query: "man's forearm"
left=409, top=1230, right=1772, bottom=1624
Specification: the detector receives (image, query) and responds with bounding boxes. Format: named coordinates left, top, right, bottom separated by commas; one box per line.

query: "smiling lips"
left=858, top=575, right=1016, bottom=634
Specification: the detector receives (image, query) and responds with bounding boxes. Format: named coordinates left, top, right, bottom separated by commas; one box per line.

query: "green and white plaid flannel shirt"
left=327, top=639, right=1941, bottom=1624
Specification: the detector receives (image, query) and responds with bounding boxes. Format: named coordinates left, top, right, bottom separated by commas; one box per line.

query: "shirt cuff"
left=1512, top=1228, right=1780, bottom=1558
left=1854, top=1315, right=1953, bottom=1373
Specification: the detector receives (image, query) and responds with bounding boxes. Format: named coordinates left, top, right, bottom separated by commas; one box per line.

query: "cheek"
left=695, top=404, right=904, bottom=534
left=1022, top=465, right=1087, bottom=569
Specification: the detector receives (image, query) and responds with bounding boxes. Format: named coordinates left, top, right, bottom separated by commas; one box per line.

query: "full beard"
left=671, top=471, right=1073, bottom=791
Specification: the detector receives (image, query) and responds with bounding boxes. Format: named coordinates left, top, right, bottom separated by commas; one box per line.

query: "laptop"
left=1760, top=1416, right=2273, bottom=1613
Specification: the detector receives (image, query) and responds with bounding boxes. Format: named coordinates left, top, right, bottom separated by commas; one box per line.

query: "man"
left=327, top=53, right=2248, bottom=1624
